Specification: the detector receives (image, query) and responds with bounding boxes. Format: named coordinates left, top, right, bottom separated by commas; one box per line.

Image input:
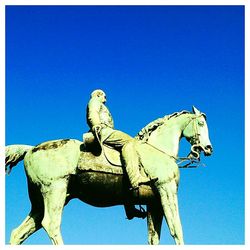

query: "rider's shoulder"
left=88, top=97, right=102, bottom=107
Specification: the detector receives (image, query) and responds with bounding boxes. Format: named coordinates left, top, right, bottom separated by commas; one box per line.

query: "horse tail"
left=5, top=145, right=33, bottom=174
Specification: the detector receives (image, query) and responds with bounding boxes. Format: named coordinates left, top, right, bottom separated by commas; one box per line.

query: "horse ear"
left=192, top=106, right=201, bottom=114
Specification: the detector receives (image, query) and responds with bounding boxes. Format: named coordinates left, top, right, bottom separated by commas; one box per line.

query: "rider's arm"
left=87, top=98, right=102, bottom=131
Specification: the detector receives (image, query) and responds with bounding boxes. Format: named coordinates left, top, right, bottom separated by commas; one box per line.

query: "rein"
left=144, top=113, right=206, bottom=169
left=94, top=127, right=122, bottom=167
left=145, top=141, right=204, bottom=169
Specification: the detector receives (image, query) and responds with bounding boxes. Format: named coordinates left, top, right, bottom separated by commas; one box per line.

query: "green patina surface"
left=32, top=139, right=70, bottom=153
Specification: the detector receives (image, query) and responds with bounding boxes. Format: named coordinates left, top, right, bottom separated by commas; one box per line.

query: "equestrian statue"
left=5, top=89, right=213, bottom=245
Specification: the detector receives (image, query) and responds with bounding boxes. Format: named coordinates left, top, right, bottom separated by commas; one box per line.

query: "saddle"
left=83, top=132, right=122, bottom=166
left=80, top=132, right=156, bottom=185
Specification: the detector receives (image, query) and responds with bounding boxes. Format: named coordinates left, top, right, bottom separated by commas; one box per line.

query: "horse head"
left=182, top=106, right=213, bottom=159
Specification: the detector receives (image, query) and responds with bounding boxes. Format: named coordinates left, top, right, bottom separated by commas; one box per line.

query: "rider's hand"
left=92, top=125, right=102, bottom=134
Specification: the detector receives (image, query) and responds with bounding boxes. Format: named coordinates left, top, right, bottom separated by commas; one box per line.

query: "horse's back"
left=24, top=139, right=82, bottom=185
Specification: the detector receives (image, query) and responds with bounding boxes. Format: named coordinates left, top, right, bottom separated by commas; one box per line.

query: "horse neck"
left=147, top=114, right=190, bottom=158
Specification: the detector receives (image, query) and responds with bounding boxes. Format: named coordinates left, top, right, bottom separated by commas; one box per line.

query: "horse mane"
left=135, top=110, right=190, bottom=142
left=165, top=110, right=190, bottom=120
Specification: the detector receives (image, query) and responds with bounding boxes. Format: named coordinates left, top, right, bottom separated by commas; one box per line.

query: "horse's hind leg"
left=10, top=209, right=43, bottom=245
left=10, top=179, right=44, bottom=245
left=157, top=180, right=184, bottom=245
left=41, top=179, right=68, bottom=245
left=147, top=203, right=163, bottom=245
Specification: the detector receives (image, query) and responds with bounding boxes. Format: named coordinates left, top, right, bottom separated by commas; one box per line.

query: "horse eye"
left=198, top=121, right=204, bottom=126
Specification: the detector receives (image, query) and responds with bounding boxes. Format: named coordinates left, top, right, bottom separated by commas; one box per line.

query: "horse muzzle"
left=200, top=144, right=213, bottom=156
left=190, top=144, right=213, bottom=158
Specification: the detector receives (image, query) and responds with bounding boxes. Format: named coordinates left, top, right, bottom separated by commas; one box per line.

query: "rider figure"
left=86, top=89, right=150, bottom=219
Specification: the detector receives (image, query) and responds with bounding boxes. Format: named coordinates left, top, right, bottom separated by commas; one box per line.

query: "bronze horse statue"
left=5, top=106, right=213, bottom=245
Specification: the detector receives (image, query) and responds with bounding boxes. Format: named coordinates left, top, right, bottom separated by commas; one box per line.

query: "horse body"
left=70, top=170, right=156, bottom=207
left=6, top=107, right=213, bottom=245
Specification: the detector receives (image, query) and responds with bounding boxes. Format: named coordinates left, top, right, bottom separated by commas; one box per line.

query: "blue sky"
left=5, top=5, right=244, bottom=244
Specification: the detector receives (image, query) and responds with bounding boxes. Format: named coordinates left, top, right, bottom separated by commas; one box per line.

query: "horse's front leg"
left=156, top=180, right=184, bottom=245
left=147, top=203, right=163, bottom=245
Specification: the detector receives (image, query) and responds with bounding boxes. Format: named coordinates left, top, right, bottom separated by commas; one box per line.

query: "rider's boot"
left=124, top=204, right=147, bottom=220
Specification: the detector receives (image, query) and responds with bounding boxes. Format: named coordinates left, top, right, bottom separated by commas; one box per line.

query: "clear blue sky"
left=5, top=5, right=244, bottom=244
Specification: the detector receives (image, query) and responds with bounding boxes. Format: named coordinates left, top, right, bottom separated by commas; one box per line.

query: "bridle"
left=145, top=113, right=207, bottom=168
left=182, top=114, right=203, bottom=159
left=183, top=113, right=208, bottom=160
left=175, top=113, right=207, bottom=168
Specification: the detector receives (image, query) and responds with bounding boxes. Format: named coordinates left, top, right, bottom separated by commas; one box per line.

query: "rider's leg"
left=121, top=140, right=150, bottom=189
left=103, top=131, right=149, bottom=219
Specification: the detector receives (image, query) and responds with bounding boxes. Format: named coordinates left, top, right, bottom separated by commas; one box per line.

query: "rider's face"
left=100, top=94, right=106, bottom=104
